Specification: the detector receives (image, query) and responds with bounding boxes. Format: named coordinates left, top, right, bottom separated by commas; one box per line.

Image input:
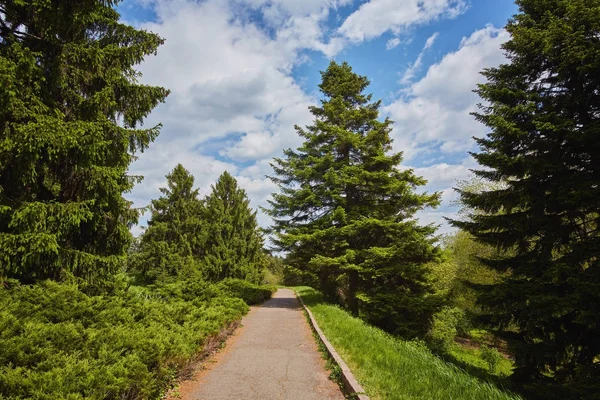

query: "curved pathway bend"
left=181, top=288, right=344, bottom=400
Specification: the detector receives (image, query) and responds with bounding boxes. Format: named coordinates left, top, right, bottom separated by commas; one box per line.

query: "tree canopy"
left=204, top=171, right=264, bottom=284
left=451, top=0, right=600, bottom=397
left=0, top=0, right=169, bottom=285
left=131, top=164, right=205, bottom=282
left=267, top=61, right=440, bottom=336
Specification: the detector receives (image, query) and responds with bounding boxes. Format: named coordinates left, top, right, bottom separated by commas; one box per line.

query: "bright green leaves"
left=267, top=60, right=440, bottom=334
left=0, top=279, right=250, bottom=399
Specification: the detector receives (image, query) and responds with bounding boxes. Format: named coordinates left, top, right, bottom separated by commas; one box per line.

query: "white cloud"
left=338, top=0, right=466, bottom=42
left=123, top=0, right=507, bottom=239
left=385, top=25, right=509, bottom=160
left=399, top=31, right=439, bottom=84
left=409, top=160, right=475, bottom=235
left=235, top=0, right=350, bottom=20
left=232, top=0, right=351, bottom=57
left=413, top=162, right=471, bottom=191
left=415, top=210, right=458, bottom=235
left=424, top=31, right=439, bottom=49
left=126, top=0, right=319, bottom=222
left=386, top=37, right=401, bottom=49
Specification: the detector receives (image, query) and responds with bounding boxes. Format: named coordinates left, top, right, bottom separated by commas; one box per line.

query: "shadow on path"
left=258, top=294, right=301, bottom=310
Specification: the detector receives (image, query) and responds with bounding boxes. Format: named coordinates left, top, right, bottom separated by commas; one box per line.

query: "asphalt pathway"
left=182, top=288, right=344, bottom=400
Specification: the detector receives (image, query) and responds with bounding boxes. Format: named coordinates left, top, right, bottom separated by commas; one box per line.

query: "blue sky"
left=118, top=0, right=518, bottom=235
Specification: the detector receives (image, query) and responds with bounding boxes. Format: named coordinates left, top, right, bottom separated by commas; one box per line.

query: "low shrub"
left=217, top=278, right=276, bottom=305
left=0, top=280, right=248, bottom=399
left=427, top=306, right=469, bottom=352
left=480, top=345, right=503, bottom=374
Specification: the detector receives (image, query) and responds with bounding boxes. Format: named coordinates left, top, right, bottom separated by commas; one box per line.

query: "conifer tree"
left=0, top=0, right=169, bottom=283
left=267, top=61, right=440, bottom=336
left=451, top=1, right=600, bottom=397
left=132, top=164, right=205, bottom=282
left=203, top=172, right=264, bottom=283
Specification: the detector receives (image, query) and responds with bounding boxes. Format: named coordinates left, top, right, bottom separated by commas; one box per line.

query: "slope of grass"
left=294, top=286, right=522, bottom=400
left=445, top=331, right=515, bottom=383
left=448, top=344, right=514, bottom=377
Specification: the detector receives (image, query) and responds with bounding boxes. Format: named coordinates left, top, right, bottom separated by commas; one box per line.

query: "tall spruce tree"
left=267, top=61, right=440, bottom=336
left=203, top=171, right=264, bottom=283
left=0, top=0, right=168, bottom=284
left=132, top=164, right=205, bottom=282
left=451, top=1, right=600, bottom=397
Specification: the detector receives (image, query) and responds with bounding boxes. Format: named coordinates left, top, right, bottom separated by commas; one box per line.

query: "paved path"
left=182, top=288, right=344, bottom=400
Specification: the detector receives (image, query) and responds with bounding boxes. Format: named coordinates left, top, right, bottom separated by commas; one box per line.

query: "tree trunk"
left=348, top=269, right=359, bottom=316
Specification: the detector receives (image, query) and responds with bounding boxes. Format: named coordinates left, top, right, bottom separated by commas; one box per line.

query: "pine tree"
left=451, top=1, right=600, bottom=397
left=267, top=61, right=440, bottom=336
left=0, top=0, right=169, bottom=284
left=203, top=172, right=264, bottom=283
left=132, top=164, right=205, bottom=282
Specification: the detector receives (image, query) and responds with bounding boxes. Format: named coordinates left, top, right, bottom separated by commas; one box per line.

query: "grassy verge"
left=294, top=286, right=522, bottom=400
left=297, top=302, right=355, bottom=399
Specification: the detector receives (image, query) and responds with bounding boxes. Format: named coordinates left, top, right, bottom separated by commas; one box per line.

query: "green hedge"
left=216, top=279, right=276, bottom=305
left=0, top=280, right=248, bottom=399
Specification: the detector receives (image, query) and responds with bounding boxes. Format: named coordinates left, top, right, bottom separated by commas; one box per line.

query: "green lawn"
left=294, top=286, right=522, bottom=400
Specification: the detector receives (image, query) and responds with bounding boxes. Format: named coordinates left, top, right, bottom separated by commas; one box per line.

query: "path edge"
left=294, top=290, right=370, bottom=400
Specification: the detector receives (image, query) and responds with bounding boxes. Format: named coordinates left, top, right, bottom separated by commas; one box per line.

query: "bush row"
left=217, top=278, right=276, bottom=305
left=0, top=278, right=273, bottom=399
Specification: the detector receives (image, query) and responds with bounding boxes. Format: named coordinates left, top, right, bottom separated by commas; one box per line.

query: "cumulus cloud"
left=415, top=210, right=458, bottom=235
left=126, top=0, right=318, bottom=221
left=385, top=26, right=509, bottom=234
left=406, top=160, right=475, bottom=235
left=123, top=0, right=507, bottom=238
left=233, top=0, right=351, bottom=57
left=338, top=0, right=467, bottom=42
left=385, top=25, right=509, bottom=161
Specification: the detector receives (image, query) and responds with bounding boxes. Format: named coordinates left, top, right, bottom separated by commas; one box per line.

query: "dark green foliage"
left=203, top=172, right=264, bottom=284
left=0, top=0, right=169, bottom=284
left=217, top=278, right=276, bottom=305
left=267, top=61, right=440, bottom=337
left=282, top=264, right=319, bottom=287
left=0, top=280, right=248, bottom=399
left=451, top=1, right=600, bottom=397
left=131, top=164, right=205, bottom=283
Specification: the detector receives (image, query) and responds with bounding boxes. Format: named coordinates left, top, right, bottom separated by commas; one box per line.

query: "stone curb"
left=295, top=291, right=370, bottom=400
